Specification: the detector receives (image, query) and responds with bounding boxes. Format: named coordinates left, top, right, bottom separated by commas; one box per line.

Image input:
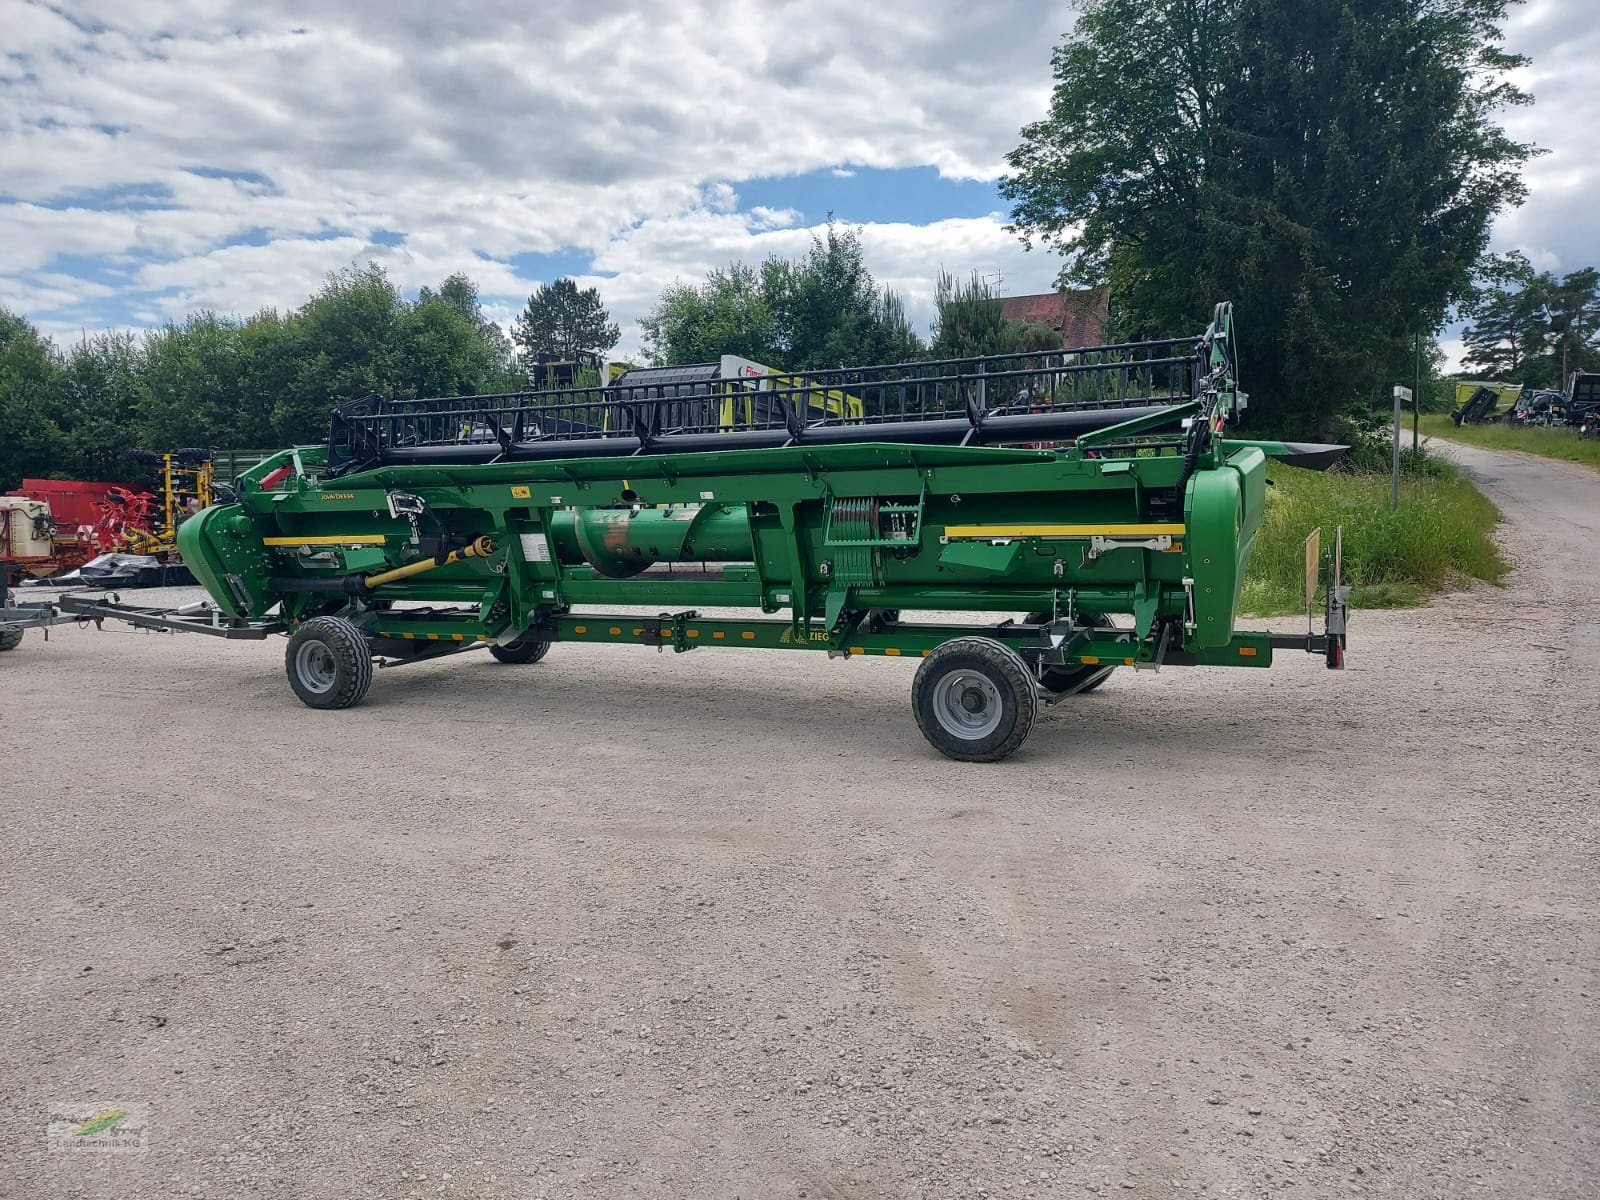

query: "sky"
left=1, top=0, right=1594, bottom=364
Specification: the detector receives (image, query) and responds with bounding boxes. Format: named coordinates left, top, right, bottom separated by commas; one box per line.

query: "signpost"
left=1392, top=385, right=1412, bottom=509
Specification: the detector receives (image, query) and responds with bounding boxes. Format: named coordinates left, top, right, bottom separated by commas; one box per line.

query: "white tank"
left=1, top=497, right=55, bottom=561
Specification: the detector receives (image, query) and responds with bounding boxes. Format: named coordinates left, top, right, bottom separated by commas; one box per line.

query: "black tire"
left=175, top=447, right=213, bottom=464
left=489, top=633, right=550, bottom=664
left=912, top=637, right=1038, bottom=763
left=285, top=616, right=374, bottom=709
left=1026, top=611, right=1117, bottom=695
left=0, top=627, right=23, bottom=652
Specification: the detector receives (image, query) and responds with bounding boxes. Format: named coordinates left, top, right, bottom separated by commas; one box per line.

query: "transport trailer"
left=0, top=588, right=74, bottom=651
left=70, top=303, right=1350, bottom=761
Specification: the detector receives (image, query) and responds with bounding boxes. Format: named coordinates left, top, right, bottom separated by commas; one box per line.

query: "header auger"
left=62, top=303, right=1351, bottom=761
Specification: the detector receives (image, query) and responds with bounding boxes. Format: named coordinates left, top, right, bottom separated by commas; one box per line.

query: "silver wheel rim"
left=295, top=640, right=338, bottom=694
left=933, top=669, right=1004, bottom=740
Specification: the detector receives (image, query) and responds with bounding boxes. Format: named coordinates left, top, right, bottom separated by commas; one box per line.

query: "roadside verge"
left=1241, top=455, right=1506, bottom=615
left=1419, top=412, right=1600, bottom=471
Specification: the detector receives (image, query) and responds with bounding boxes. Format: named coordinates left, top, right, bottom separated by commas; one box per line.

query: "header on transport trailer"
left=61, top=302, right=1351, bottom=761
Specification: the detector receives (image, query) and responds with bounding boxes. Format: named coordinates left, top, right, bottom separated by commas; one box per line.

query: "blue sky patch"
left=25, top=182, right=175, bottom=212
left=184, top=166, right=277, bottom=190
left=734, top=166, right=1007, bottom=228
left=504, top=249, right=599, bottom=283
left=222, top=227, right=274, bottom=248
left=39, top=253, right=140, bottom=284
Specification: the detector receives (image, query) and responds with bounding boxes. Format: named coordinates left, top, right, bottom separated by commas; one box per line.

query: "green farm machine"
left=62, top=304, right=1349, bottom=761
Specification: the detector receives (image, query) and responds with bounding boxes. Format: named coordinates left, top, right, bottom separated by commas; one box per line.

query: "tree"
left=232, top=309, right=300, bottom=449
left=136, top=312, right=245, bottom=451
left=640, top=224, right=924, bottom=368
left=1002, top=0, right=1536, bottom=433
left=1462, top=257, right=1600, bottom=388
left=639, top=263, right=779, bottom=366
left=418, top=272, right=484, bottom=326
left=0, top=309, right=66, bottom=490
left=765, top=223, right=922, bottom=368
left=511, top=278, right=619, bottom=362
left=60, top=331, right=143, bottom=480
left=419, top=272, right=519, bottom=385
left=931, top=271, right=1061, bottom=359
left=399, top=296, right=500, bottom=399
left=0, top=265, right=576, bottom=477
left=272, top=263, right=408, bottom=442
left=1546, top=268, right=1600, bottom=384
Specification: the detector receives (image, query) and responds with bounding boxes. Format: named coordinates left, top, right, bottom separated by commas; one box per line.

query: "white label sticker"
left=700, top=490, right=715, bottom=500
left=519, top=533, right=551, bottom=562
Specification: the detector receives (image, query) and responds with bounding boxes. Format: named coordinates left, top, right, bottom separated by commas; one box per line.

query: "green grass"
left=1240, top=458, right=1507, bottom=615
left=1419, top=412, right=1600, bottom=470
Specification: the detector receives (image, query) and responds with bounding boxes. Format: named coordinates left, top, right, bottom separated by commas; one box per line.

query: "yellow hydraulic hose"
left=362, top=537, right=495, bottom=589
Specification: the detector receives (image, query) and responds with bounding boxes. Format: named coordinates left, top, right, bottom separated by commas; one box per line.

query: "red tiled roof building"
left=997, top=286, right=1110, bottom=348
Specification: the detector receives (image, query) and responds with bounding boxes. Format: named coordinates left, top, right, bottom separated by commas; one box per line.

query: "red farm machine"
left=2, top=449, right=218, bottom=586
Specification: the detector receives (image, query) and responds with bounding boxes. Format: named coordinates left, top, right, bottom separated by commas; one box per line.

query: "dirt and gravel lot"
left=2, top=442, right=1596, bottom=1199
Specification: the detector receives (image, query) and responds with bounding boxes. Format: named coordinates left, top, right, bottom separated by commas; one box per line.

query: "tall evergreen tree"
left=511, top=278, right=620, bottom=362
left=1463, top=258, right=1600, bottom=388
left=1002, top=0, right=1535, bottom=432
left=1546, top=267, right=1600, bottom=384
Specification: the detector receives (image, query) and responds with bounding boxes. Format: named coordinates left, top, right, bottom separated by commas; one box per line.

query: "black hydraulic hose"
left=267, top=575, right=368, bottom=595
left=1172, top=419, right=1207, bottom=506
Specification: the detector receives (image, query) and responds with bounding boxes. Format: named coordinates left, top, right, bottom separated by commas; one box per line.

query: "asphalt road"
left=2, top=442, right=1596, bottom=1199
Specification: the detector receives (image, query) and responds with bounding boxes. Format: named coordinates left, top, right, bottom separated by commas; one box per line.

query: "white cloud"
left=1491, top=1, right=1600, bottom=274
left=748, top=206, right=800, bottom=230
left=0, top=0, right=1078, bottom=346
left=0, top=0, right=1593, bottom=360
left=1437, top=334, right=1467, bottom=375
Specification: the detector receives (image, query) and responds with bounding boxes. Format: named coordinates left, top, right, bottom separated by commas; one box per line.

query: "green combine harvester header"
left=62, top=302, right=1349, bottom=761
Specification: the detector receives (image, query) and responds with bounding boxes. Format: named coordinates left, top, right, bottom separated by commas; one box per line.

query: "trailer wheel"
left=1026, top=611, right=1117, bottom=695
left=0, top=627, right=22, bottom=652
left=489, top=634, right=550, bottom=664
left=285, top=616, right=373, bottom=709
left=913, top=637, right=1038, bottom=763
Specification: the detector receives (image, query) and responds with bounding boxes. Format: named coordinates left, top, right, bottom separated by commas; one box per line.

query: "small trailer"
left=0, top=590, right=72, bottom=652
left=55, top=304, right=1350, bottom=761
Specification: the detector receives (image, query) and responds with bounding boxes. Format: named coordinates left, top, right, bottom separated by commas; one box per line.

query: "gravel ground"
left=2, top=442, right=1596, bottom=1199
